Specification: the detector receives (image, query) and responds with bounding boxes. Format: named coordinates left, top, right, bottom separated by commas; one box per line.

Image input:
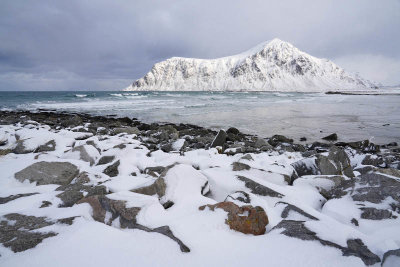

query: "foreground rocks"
left=1, top=110, right=400, bottom=264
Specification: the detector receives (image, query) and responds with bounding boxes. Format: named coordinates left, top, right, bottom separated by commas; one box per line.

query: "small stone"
left=103, top=160, right=120, bottom=177
left=97, top=155, right=115, bottom=166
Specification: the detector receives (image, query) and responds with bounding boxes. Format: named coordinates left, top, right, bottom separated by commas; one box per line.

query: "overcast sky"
left=0, top=0, right=399, bottom=91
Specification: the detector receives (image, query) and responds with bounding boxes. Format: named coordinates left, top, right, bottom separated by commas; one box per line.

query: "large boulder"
left=291, top=146, right=354, bottom=178
left=211, top=130, right=227, bottom=147
left=15, top=161, right=79, bottom=185
left=78, top=195, right=190, bottom=252
left=199, top=202, right=269, bottom=235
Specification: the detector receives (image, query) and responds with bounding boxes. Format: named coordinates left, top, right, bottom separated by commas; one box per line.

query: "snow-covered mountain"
left=124, top=38, right=376, bottom=92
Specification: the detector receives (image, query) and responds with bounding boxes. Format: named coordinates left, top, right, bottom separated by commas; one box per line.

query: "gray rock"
left=0, top=193, right=38, bottom=204
left=56, top=183, right=107, bottom=207
left=112, top=127, right=140, bottom=135
left=254, top=138, right=273, bottom=150
left=13, top=140, right=33, bottom=154
left=0, top=213, right=57, bottom=253
left=78, top=195, right=190, bottom=252
left=240, top=154, right=254, bottom=161
left=60, top=115, right=82, bottom=128
left=232, top=162, right=251, bottom=171
left=276, top=202, right=318, bottom=220
left=225, top=191, right=251, bottom=204
left=291, top=146, right=354, bottom=178
left=71, top=145, right=97, bottom=166
left=144, top=166, right=167, bottom=177
left=103, top=160, right=120, bottom=177
left=226, top=127, right=240, bottom=135
left=15, top=161, right=79, bottom=185
left=97, top=155, right=115, bottom=166
left=360, top=208, right=394, bottom=220
left=237, top=175, right=283, bottom=198
left=34, top=140, right=56, bottom=153
left=272, top=220, right=380, bottom=266
left=211, top=130, right=227, bottom=147
left=361, top=155, right=383, bottom=167
left=268, top=135, right=293, bottom=146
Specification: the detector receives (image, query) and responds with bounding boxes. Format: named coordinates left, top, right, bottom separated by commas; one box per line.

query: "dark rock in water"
left=387, top=142, right=398, bottom=147
left=300, top=137, right=307, bottom=142
left=237, top=176, right=283, bottom=198
left=232, top=162, right=251, bottom=171
left=360, top=207, right=394, bottom=220
left=382, top=249, right=400, bottom=266
left=78, top=195, right=190, bottom=252
left=226, top=127, right=240, bottom=135
left=199, top=202, right=268, bottom=235
left=322, top=133, right=338, bottom=141
left=0, top=213, right=57, bottom=253
left=0, top=193, right=38, bottom=204
left=97, top=155, right=115, bottom=166
left=15, top=161, right=79, bottom=185
left=34, top=140, right=56, bottom=153
left=225, top=191, right=251, bottom=204
left=211, top=130, right=227, bottom=147
left=103, top=160, right=120, bottom=177
left=272, top=220, right=380, bottom=266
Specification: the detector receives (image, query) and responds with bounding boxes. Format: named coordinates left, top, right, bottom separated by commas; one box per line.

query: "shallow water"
left=0, top=91, right=399, bottom=143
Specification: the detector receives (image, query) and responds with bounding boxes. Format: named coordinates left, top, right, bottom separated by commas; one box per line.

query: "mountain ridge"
left=125, top=39, right=377, bottom=92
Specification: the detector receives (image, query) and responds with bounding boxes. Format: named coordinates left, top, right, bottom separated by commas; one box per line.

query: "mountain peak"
left=125, top=39, right=376, bottom=92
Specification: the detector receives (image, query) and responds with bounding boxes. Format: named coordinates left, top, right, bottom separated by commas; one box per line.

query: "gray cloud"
left=0, top=0, right=399, bottom=90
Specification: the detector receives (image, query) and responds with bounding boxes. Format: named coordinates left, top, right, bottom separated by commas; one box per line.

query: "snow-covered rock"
left=125, top=38, right=376, bottom=92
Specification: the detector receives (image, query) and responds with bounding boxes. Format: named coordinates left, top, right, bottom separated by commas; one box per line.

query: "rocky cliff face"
left=125, top=39, right=376, bottom=92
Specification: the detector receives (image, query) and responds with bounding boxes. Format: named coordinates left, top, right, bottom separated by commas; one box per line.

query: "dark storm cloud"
left=0, top=0, right=399, bottom=90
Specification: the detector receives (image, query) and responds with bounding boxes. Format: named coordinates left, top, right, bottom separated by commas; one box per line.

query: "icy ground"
left=0, top=120, right=400, bottom=267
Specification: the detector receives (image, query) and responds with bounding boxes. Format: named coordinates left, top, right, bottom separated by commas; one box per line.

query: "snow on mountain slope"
left=124, top=39, right=377, bottom=92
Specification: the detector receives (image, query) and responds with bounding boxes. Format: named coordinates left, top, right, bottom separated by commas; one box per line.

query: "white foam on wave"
left=75, top=94, right=88, bottom=98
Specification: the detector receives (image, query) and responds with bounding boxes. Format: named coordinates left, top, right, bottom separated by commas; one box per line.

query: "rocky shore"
left=0, top=110, right=400, bottom=266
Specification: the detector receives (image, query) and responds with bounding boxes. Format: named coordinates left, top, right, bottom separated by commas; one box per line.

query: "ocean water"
left=0, top=91, right=399, bottom=143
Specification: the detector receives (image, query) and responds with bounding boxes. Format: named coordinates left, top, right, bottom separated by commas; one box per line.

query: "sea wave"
left=75, top=94, right=88, bottom=98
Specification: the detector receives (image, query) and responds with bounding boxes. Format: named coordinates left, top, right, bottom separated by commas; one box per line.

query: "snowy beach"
left=1, top=111, right=400, bottom=266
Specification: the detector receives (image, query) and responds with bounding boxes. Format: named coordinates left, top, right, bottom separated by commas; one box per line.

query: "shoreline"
left=1, top=109, right=400, bottom=265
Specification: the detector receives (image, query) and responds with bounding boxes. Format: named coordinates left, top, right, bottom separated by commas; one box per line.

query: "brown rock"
left=199, top=201, right=268, bottom=235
